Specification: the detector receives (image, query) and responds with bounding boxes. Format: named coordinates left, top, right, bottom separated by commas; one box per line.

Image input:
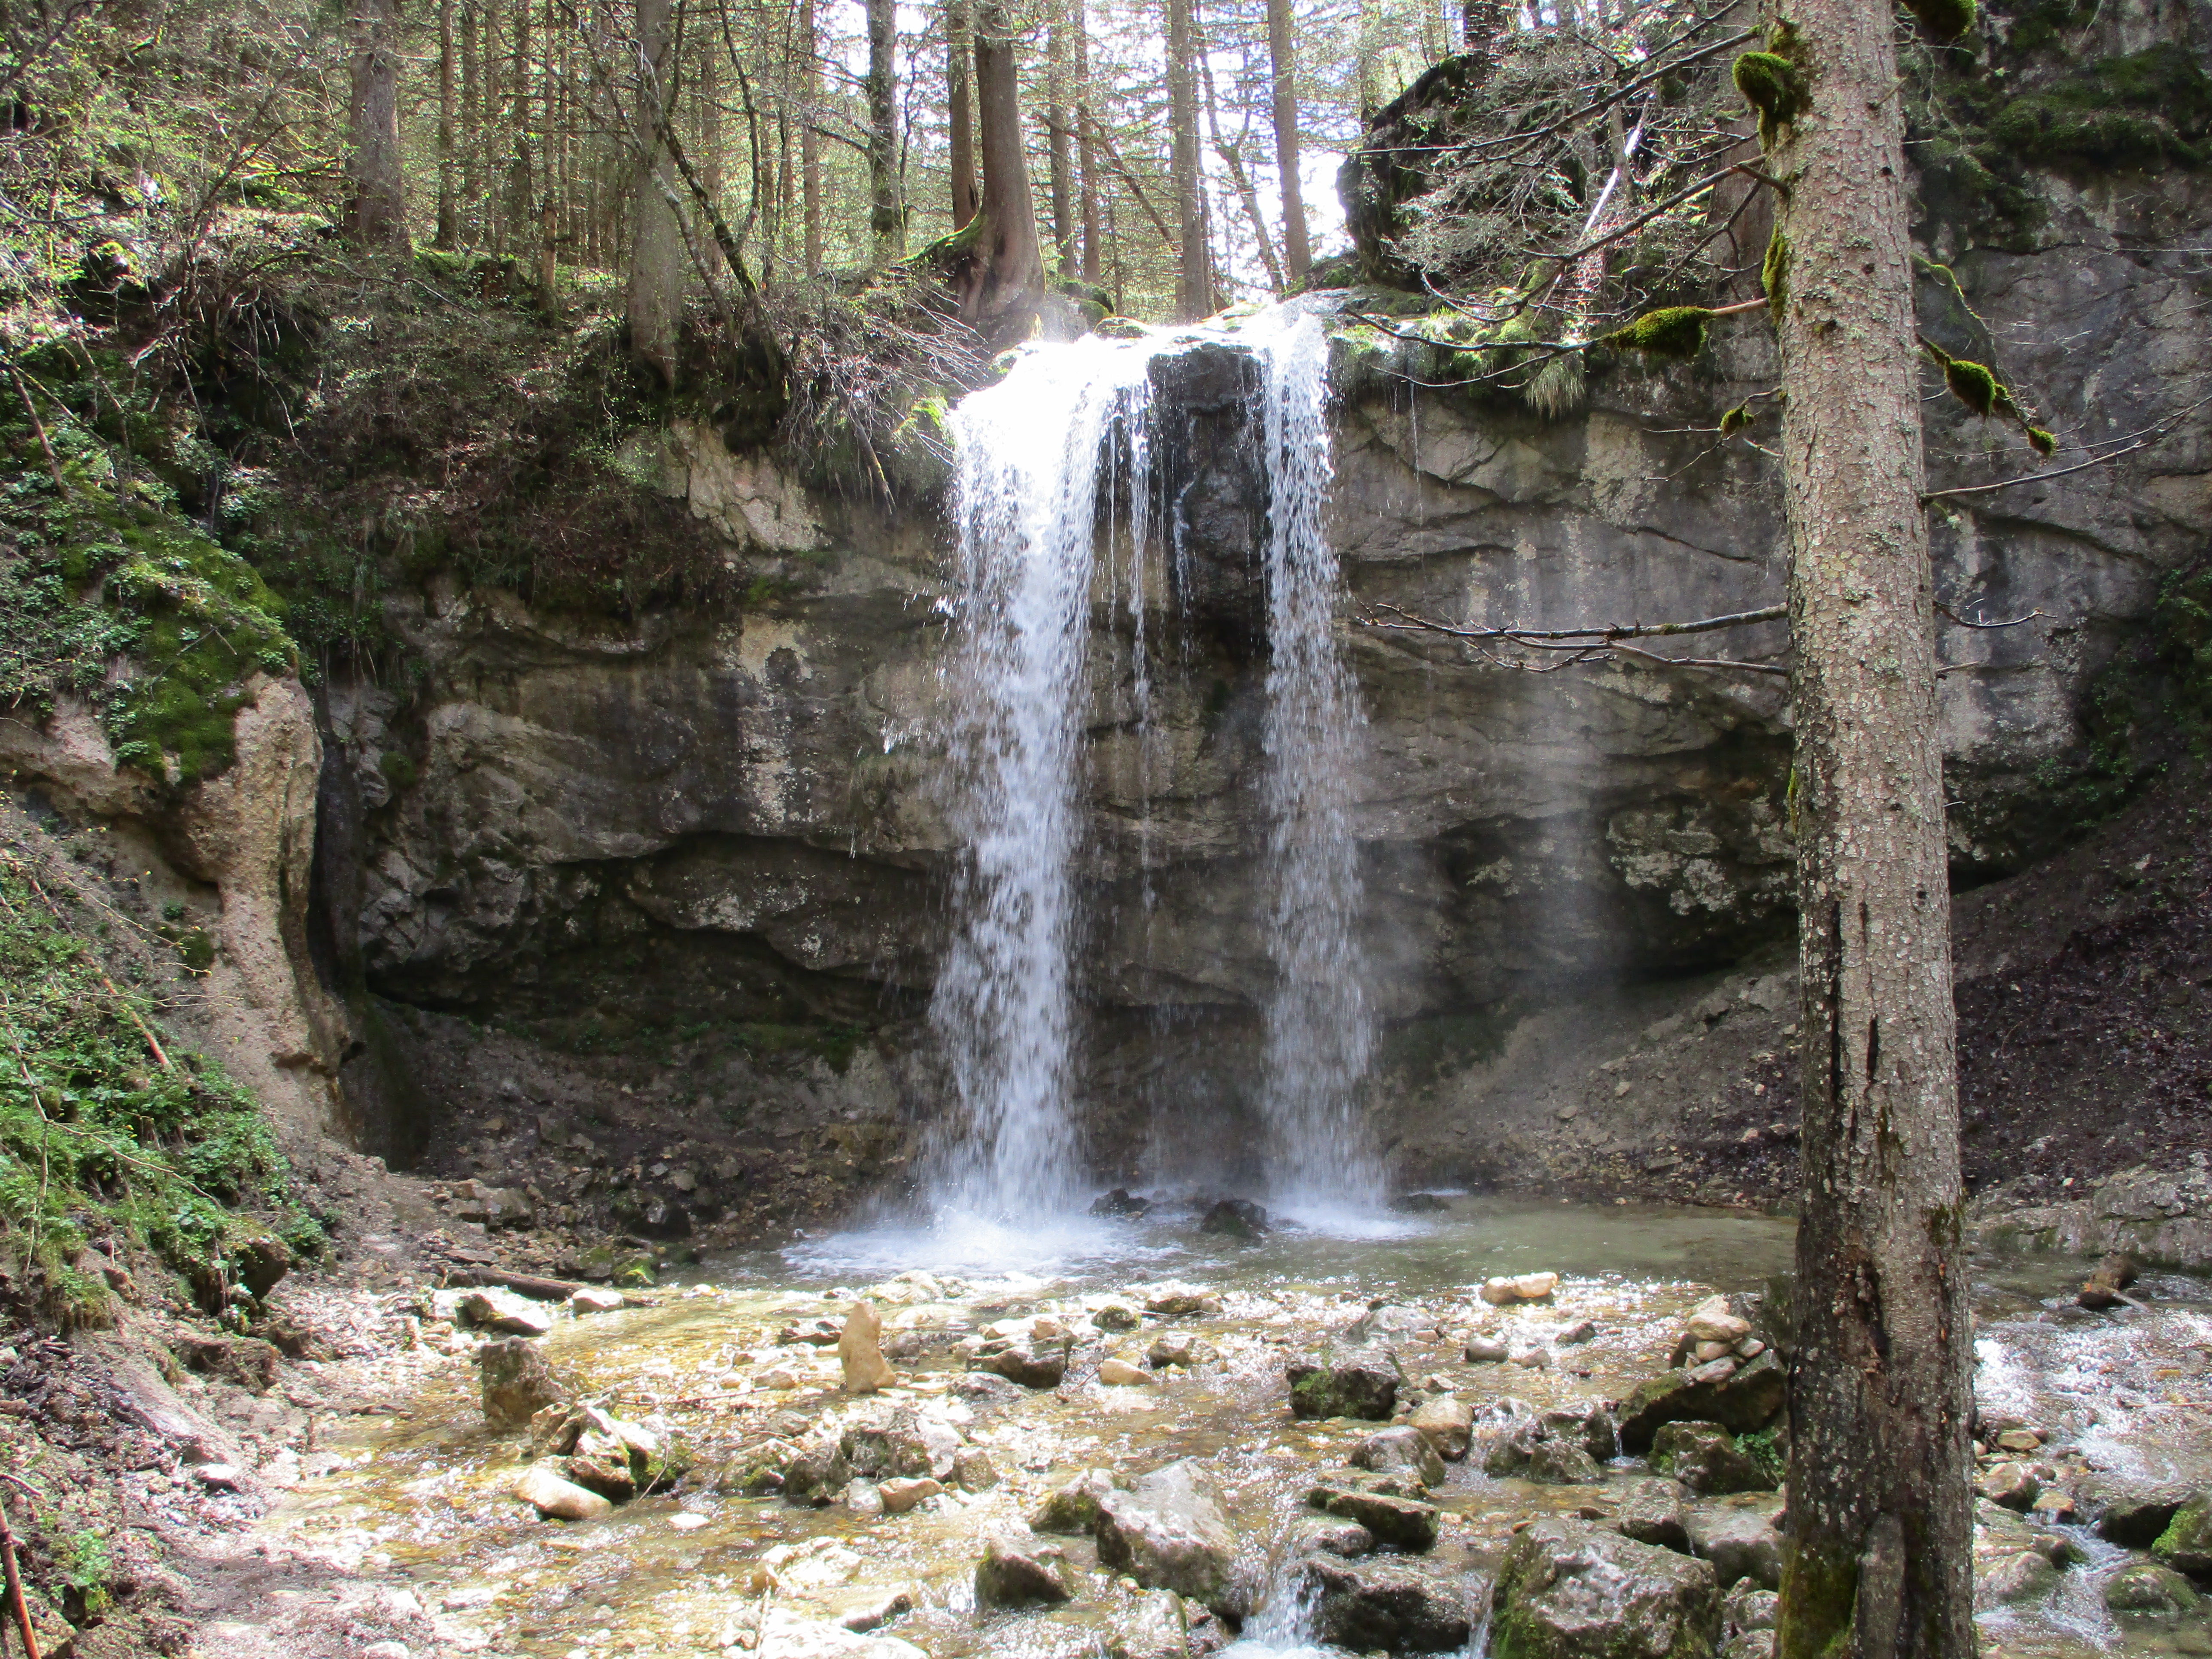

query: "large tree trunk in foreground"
left=1163, top=0, right=1209, bottom=319
left=627, top=0, right=685, bottom=384
left=1265, top=0, right=1308, bottom=284
left=1765, top=0, right=1975, bottom=1650
left=865, top=0, right=903, bottom=264
left=955, top=0, right=1043, bottom=331
left=346, top=0, right=408, bottom=250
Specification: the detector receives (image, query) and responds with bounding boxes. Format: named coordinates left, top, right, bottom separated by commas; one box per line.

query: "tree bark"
left=346, top=0, right=408, bottom=251
left=958, top=0, right=1043, bottom=330
left=1045, top=0, right=1074, bottom=273
left=460, top=0, right=479, bottom=243
left=800, top=0, right=821, bottom=271
left=1764, top=0, right=1975, bottom=1650
left=627, top=0, right=685, bottom=383
left=1264, top=0, right=1308, bottom=282
left=1073, top=3, right=1099, bottom=281
left=436, top=0, right=458, bottom=247
left=865, top=0, right=902, bottom=264
left=506, top=0, right=534, bottom=251
left=1163, top=0, right=1208, bottom=319
left=948, top=0, right=977, bottom=228
left=1200, top=26, right=1281, bottom=292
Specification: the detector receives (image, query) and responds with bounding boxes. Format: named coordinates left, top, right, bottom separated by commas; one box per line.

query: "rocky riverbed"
left=171, top=1194, right=2212, bottom=1659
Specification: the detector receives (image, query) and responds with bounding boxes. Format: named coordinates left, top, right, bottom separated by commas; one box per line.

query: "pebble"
left=670, top=1512, right=711, bottom=1531
left=1099, top=1358, right=1157, bottom=1386
left=193, top=1463, right=243, bottom=1491
left=879, top=1477, right=944, bottom=1514
left=1511, top=1348, right=1553, bottom=1370
left=1465, top=1337, right=1511, bottom=1364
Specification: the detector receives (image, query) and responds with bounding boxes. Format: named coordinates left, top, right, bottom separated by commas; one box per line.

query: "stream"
left=255, top=1196, right=2212, bottom=1658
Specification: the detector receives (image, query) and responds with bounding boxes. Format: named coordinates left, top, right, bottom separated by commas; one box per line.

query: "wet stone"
left=1721, top=1583, right=1778, bottom=1635
left=1408, top=1395, right=1475, bottom=1461
left=839, top=1301, right=895, bottom=1393
left=514, top=1462, right=612, bottom=1522
left=1287, top=1353, right=1398, bottom=1421
left=1977, top=1461, right=2040, bottom=1512
left=1106, top=1588, right=1191, bottom=1659
left=974, top=1345, right=1066, bottom=1389
left=1490, top=1517, right=1720, bottom=1659
left=1199, top=1197, right=1268, bottom=1238
left=1293, top=1517, right=1377, bottom=1558
left=1148, top=1331, right=1219, bottom=1369
left=1465, top=1336, right=1511, bottom=1364
left=459, top=1287, right=554, bottom=1337
left=2085, top=1475, right=2197, bottom=1547
left=952, top=1447, right=999, bottom=1491
left=2154, top=1494, right=2212, bottom=1577
left=1525, top=1440, right=1605, bottom=1485
left=1294, top=1554, right=1473, bottom=1654
left=1100, top=1358, right=1157, bottom=1386
left=1095, top=1460, right=1240, bottom=1615
left=1616, top=1352, right=1787, bottom=1452
left=476, top=1337, right=565, bottom=1431
left=1306, top=1484, right=1441, bottom=1551
left=1977, top=1550, right=2059, bottom=1608
left=1650, top=1422, right=1775, bottom=1496
left=1032, top=1469, right=1117, bottom=1534
left=1351, top=1426, right=1447, bottom=1488
left=1615, top=1477, right=1692, bottom=1555
left=1685, top=1497, right=1785, bottom=1591
left=2106, top=1562, right=2201, bottom=1614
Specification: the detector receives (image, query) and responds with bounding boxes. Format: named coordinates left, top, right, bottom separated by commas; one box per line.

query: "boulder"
left=839, top=1302, right=895, bottom=1393
left=1542, top=1405, right=1619, bottom=1462
left=784, top=1441, right=853, bottom=1506
left=1033, top=1469, right=1118, bottom=1534
left=975, top=1345, right=1066, bottom=1389
left=1351, top=1426, right=1447, bottom=1488
left=1100, top=1358, right=1157, bottom=1386
left=1095, top=1461, right=1240, bottom=1614
left=1199, top=1198, right=1268, bottom=1238
left=477, top=1337, right=565, bottom=1431
left=1091, top=1188, right=1153, bottom=1218
left=1306, top=1484, right=1441, bottom=1551
left=1975, top=1462, right=2039, bottom=1512
left=953, top=1448, right=999, bottom=1491
left=1144, top=1285, right=1221, bottom=1317
left=2154, top=1494, right=2212, bottom=1577
left=1526, top=1440, right=1605, bottom=1484
left=1976, top=1550, right=2058, bottom=1608
left=878, top=1477, right=942, bottom=1514
left=2105, top=1562, right=2200, bottom=1614
left=975, top=1540, right=1073, bottom=1607
left=1408, top=1395, right=1476, bottom=1461
left=1287, top=1354, right=1398, bottom=1421
left=1650, top=1422, right=1775, bottom=1496
left=514, top=1462, right=613, bottom=1522
left=1615, top=1353, right=1787, bottom=1452
left=1615, top=1478, right=1693, bottom=1554
left=1293, top=1517, right=1377, bottom=1558
left=1489, top=1518, right=1720, bottom=1659
left=1294, top=1554, right=1473, bottom=1654
left=1685, top=1498, right=1785, bottom=1591
left=1106, top=1589, right=1191, bottom=1659
left=459, top=1287, right=554, bottom=1337
left=2084, top=1476, right=2197, bottom=1547
left=1465, top=1336, right=1512, bottom=1363
left=1720, top=1583, right=1778, bottom=1635
left=1148, top=1331, right=1219, bottom=1369
left=1481, top=1273, right=1560, bottom=1306
left=1092, top=1300, right=1142, bottom=1331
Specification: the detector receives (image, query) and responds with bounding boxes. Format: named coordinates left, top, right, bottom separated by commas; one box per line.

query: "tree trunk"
left=1264, top=0, right=1308, bottom=283
left=346, top=0, right=408, bottom=250
left=507, top=0, right=533, bottom=251
left=948, top=0, right=977, bottom=228
left=865, top=0, right=902, bottom=264
left=627, top=0, right=685, bottom=383
left=435, top=0, right=458, bottom=246
left=460, top=0, right=479, bottom=243
left=800, top=0, right=821, bottom=272
left=1163, top=0, right=1208, bottom=319
left=1045, top=0, right=1074, bottom=273
left=1200, top=23, right=1281, bottom=293
left=1073, top=3, right=1099, bottom=281
left=959, top=0, right=1043, bottom=329
left=1764, top=0, right=1975, bottom=1650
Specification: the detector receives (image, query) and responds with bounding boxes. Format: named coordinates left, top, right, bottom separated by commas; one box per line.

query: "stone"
left=1976, top=1461, right=2039, bottom=1512
left=2028, top=1487, right=2078, bottom=1525
left=1144, top=1285, right=1221, bottom=1317
left=1992, top=1428, right=2044, bottom=1454
left=1293, top=1518, right=1377, bottom=1558
left=1095, top=1460, right=1240, bottom=1615
left=1092, top=1300, right=1142, bottom=1331
left=2084, top=1476, right=2197, bottom=1547
left=1976, top=1550, right=2058, bottom=1608
left=1682, top=1299, right=1753, bottom=1347
left=1031, top=1468, right=1117, bottom=1534
left=1294, top=1554, right=1473, bottom=1654
left=459, top=1287, right=554, bottom=1337
left=2154, top=1494, right=2212, bottom=1577
left=1407, top=1395, right=1476, bottom=1461
left=1543, top=1405, right=1620, bottom=1462
left=1091, top=1188, right=1152, bottom=1218
left=839, top=1301, right=895, bottom=1393
left=1684, top=1498, right=1785, bottom=1591
left=193, top=1462, right=243, bottom=1492
left=878, top=1477, right=942, bottom=1514
left=1100, top=1358, right=1157, bottom=1386
left=1615, top=1352, right=1787, bottom=1452
left=1287, top=1354, right=1398, bottom=1420
left=1720, top=1583, right=1778, bottom=1635
left=2105, top=1562, right=2200, bottom=1613
left=1465, top=1336, right=1511, bottom=1363
left=1147, top=1331, right=1218, bottom=1369
left=712, top=1439, right=795, bottom=1495
left=975, top=1345, right=1066, bottom=1389
left=1351, top=1426, right=1447, bottom=1488
left=1198, top=1197, right=1268, bottom=1238
left=1513, top=1347, right=1553, bottom=1370
left=754, top=1609, right=928, bottom=1659
left=1615, top=1478, right=1693, bottom=1554
left=1526, top=1440, right=1605, bottom=1485
left=1306, top=1485, right=1441, bottom=1551
left=836, top=1588, right=915, bottom=1632
left=1720, top=1635, right=1773, bottom=1659
left=1481, top=1272, right=1560, bottom=1305
left=1106, top=1589, right=1191, bottom=1659
left=845, top=1480, right=884, bottom=1518
left=952, top=1447, right=999, bottom=1491
left=1557, top=1320, right=1598, bottom=1346
left=1489, top=1518, right=1720, bottom=1659
left=514, top=1463, right=613, bottom=1522
left=569, top=1287, right=626, bottom=1313
left=784, top=1441, right=853, bottom=1506
left=1650, top=1422, right=1775, bottom=1496
left=476, top=1337, right=565, bottom=1431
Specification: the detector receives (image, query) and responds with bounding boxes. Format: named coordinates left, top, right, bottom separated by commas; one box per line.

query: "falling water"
left=1249, top=309, right=1382, bottom=1209
left=930, top=338, right=1157, bottom=1218
left=930, top=307, right=1378, bottom=1221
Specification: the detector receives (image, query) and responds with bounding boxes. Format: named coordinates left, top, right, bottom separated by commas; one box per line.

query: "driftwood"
left=438, top=1266, right=588, bottom=1303
left=0, top=1482, right=44, bottom=1659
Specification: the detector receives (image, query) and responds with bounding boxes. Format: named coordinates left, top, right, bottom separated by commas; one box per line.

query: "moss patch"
left=1601, top=305, right=1712, bottom=362
left=1734, top=52, right=1807, bottom=144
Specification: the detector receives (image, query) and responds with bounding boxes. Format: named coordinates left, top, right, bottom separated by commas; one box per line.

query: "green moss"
left=1739, top=1426, right=1787, bottom=1484
left=731, top=1021, right=867, bottom=1075
left=1905, top=0, right=1975, bottom=43
left=1720, top=404, right=1756, bottom=437
left=1734, top=52, right=1807, bottom=143
left=2026, top=426, right=2056, bottom=456
left=378, top=750, right=418, bottom=791
left=1601, top=305, right=1713, bottom=362
left=1762, top=230, right=1791, bottom=320
left=1982, top=47, right=2212, bottom=170
left=1942, top=356, right=2001, bottom=415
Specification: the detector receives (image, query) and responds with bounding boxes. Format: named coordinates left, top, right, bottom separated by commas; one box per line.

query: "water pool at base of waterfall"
left=259, top=1198, right=2212, bottom=1659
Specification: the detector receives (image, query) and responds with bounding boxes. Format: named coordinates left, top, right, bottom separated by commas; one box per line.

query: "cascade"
left=930, top=305, right=1377, bottom=1220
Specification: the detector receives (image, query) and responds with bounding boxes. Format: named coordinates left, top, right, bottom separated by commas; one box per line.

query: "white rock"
left=513, top=1463, right=613, bottom=1521
left=1099, top=1358, right=1156, bottom=1386
left=569, top=1287, right=626, bottom=1314
left=458, top=1288, right=553, bottom=1337
left=878, top=1477, right=943, bottom=1514
left=670, top=1512, right=711, bottom=1531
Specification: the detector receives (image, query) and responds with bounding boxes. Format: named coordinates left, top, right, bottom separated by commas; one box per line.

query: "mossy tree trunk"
left=626, top=0, right=684, bottom=385
left=1764, top=0, right=1975, bottom=1650
left=955, top=0, right=1044, bottom=332
left=948, top=0, right=978, bottom=231
left=865, top=0, right=903, bottom=265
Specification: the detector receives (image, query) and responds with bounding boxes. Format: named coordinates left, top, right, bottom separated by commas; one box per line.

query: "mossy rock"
left=2155, top=1497, right=2212, bottom=1577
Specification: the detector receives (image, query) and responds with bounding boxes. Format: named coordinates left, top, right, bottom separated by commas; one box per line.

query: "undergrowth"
left=0, top=854, right=323, bottom=1328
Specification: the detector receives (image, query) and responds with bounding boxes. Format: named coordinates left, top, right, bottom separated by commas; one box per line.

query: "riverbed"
left=258, top=1196, right=2212, bottom=1658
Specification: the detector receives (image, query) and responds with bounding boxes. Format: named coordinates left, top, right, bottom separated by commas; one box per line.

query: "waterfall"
left=931, top=307, right=1378, bottom=1220
left=1249, top=310, right=1381, bottom=1209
